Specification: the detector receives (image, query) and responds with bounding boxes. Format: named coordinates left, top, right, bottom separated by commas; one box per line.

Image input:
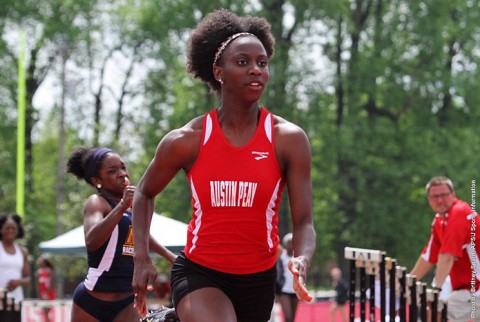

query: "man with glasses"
left=410, top=176, right=480, bottom=321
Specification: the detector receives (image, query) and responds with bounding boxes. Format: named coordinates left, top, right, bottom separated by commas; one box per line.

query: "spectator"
left=36, top=255, right=56, bottom=300
left=410, top=176, right=480, bottom=322
left=329, top=267, right=348, bottom=322
left=36, top=254, right=56, bottom=321
left=276, top=233, right=299, bottom=322
left=0, top=213, right=30, bottom=305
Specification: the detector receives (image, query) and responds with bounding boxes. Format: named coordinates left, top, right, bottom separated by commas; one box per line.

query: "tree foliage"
left=1, top=0, right=480, bottom=291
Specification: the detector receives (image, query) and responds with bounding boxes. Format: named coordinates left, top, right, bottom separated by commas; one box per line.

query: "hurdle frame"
left=344, top=247, right=447, bottom=322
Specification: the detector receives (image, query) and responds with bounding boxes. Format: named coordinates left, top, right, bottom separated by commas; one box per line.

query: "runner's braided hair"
left=187, top=9, right=275, bottom=96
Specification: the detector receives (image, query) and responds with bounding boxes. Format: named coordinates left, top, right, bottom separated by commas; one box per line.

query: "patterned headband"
left=86, top=147, right=112, bottom=184
left=212, top=32, right=256, bottom=68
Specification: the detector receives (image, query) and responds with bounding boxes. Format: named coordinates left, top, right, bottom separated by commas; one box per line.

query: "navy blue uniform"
left=84, top=198, right=134, bottom=292
left=72, top=197, right=135, bottom=321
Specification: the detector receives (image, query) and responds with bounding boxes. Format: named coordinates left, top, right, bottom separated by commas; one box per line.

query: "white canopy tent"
left=39, top=213, right=188, bottom=254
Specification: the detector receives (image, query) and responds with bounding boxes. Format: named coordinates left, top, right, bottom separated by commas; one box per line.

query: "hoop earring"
left=96, top=184, right=102, bottom=189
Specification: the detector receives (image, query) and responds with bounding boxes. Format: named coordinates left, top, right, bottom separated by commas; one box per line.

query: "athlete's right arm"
left=132, top=119, right=202, bottom=316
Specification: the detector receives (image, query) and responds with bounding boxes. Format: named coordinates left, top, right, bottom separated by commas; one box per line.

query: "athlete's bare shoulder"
left=180, top=114, right=204, bottom=134
left=273, top=114, right=307, bottom=137
left=272, top=114, right=311, bottom=171
left=156, top=115, right=204, bottom=171
left=163, top=115, right=203, bottom=147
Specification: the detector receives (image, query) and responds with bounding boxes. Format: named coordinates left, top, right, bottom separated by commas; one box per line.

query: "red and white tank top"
left=185, top=107, right=284, bottom=274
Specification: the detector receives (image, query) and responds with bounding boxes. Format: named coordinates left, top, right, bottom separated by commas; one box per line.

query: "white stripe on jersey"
left=264, top=113, right=272, bottom=143
left=203, top=114, right=213, bottom=145
left=84, top=225, right=119, bottom=290
left=266, top=178, right=282, bottom=249
left=189, top=178, right=203, bottom=254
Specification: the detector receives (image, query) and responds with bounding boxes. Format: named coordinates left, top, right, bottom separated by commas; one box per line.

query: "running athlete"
left=132, top=9, right=316, bottom=322
left=66, top=147, right=176, bottom=322
left=0, top=213, right=30, bottom=305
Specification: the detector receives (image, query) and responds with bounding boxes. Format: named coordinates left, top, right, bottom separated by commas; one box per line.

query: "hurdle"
left=344, top=247, right=447, bottom=322
left=0, top=290, right=21, bottom=322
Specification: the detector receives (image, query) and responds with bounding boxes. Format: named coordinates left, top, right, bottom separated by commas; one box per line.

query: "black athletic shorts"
left=170, top=252, right=276, bottom=322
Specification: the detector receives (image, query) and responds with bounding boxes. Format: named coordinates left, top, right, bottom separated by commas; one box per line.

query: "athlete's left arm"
left=276, top=119, right=316, bottom=301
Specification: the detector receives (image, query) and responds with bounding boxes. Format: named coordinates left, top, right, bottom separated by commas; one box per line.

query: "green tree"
left=1, top=0, right=480, bottom=291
